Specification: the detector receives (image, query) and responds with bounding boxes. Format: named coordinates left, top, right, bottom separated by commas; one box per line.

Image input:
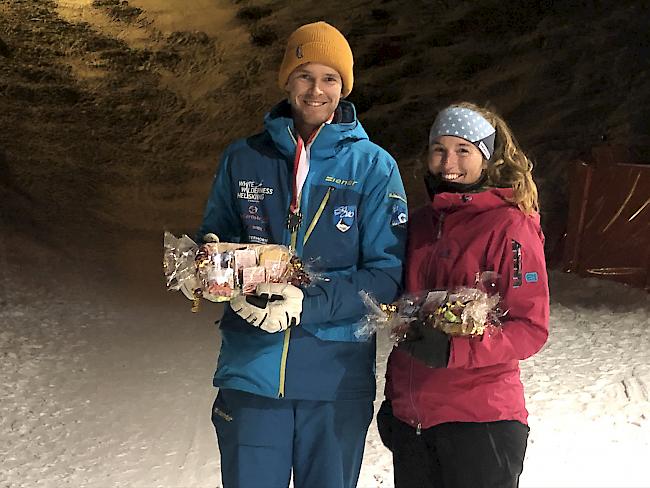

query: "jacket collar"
left=263, top=99, right=368, bottom=160
left=431, top=187, right=516, bottom=214
left=424, top=171, right=488, bottom=199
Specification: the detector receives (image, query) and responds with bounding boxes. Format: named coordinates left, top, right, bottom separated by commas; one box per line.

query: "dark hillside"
left=1, top=0, right=648, bottom=264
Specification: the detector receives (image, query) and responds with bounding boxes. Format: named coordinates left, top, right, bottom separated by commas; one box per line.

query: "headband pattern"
left=429, top=106, right=496, bottom=159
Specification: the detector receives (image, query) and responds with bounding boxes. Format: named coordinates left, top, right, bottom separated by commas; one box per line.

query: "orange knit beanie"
left=278, top=21, right=354, bottom=97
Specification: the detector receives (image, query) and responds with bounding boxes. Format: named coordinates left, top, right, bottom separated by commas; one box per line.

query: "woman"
left=378, top=102, right=549, bottom=487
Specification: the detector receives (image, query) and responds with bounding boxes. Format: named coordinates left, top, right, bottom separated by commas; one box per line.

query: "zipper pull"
left=416, top=422, right=422, bottom=435
left=213, top=406, right=233, bottom=422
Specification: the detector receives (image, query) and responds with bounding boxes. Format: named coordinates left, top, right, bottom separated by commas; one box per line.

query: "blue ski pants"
left=211, top=388, right=374, bottom=488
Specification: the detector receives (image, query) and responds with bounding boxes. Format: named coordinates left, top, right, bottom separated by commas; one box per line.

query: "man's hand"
left=230, top=283, right=304, bottom=333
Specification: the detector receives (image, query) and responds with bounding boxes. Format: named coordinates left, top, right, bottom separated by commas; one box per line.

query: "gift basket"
left=356, top=272, right=504, bottom=341
left=163, top=231, right=311, bottom=311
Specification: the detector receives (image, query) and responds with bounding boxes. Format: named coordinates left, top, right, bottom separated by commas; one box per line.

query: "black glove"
left=398, top=320, right=450, bottom=368
left=376, top=399, right=394, bottom=451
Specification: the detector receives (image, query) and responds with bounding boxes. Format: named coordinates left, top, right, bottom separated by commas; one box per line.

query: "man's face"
left=285, top=63, right=343, bottom=136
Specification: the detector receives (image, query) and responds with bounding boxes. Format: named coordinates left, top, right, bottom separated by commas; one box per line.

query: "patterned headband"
left=429, top=106, right=496, bottom=160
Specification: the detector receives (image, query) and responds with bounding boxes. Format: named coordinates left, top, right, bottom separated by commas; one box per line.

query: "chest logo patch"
left=237, top=180, right=274, bottom=202
left=334, top=205, right=356, bottom=233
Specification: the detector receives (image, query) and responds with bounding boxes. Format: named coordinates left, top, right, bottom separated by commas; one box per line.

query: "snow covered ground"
left=1, top=241, right=649, bottom=488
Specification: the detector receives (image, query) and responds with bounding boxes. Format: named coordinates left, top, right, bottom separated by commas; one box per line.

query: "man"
left=197, top=21, right=407, bottom=488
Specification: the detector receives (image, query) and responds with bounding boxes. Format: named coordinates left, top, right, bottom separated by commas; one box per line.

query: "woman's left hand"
left=398, top=320, right=450, bottom=368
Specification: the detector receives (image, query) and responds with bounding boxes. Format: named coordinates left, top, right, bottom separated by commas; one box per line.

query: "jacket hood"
left=263, top=99, right=369, bottom=160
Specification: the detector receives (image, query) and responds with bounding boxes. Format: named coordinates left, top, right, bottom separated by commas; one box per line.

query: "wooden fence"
left=562, top=145, right=650, bottom=291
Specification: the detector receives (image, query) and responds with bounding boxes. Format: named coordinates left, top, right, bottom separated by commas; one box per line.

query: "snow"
left=3, top=0, right=649, bottom=485
left=2, top=251, right=649, bottom=487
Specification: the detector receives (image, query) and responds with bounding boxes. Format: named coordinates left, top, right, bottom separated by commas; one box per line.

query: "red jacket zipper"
left=408, top=356, right=422, bottom=435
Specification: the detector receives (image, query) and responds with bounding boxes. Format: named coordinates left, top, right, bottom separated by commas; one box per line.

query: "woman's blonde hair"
left=450, top=102, right=539, bottom=214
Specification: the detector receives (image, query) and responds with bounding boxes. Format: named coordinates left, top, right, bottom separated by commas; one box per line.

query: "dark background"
left=1, top=0, right=649, bottom=290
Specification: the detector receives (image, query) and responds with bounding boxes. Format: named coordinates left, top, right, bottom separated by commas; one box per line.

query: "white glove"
left=230, top=283, right=303, bottom=333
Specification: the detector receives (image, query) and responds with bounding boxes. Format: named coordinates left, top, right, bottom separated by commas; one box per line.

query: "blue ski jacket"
left=198, top=100, right=407, bottom=400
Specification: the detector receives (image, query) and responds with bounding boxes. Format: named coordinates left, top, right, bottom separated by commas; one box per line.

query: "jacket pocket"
left=304, top=185, right=360, bottom=268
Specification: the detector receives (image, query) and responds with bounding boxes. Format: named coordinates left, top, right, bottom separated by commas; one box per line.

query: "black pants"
left=390, top=418, right=529, bottom=488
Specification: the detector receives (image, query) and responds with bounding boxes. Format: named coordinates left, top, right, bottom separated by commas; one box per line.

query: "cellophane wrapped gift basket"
left=163, top=231, right=311, bottom=312
left=356, top=272, right=504, bottom=341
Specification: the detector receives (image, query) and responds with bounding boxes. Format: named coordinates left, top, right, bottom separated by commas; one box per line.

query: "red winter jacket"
left=385, top=187, right=549, bottom=430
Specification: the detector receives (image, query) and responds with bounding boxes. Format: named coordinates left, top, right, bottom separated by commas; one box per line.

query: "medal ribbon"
left=289, top=135, right=307, bottom=215
left=289, top=113, right=335, bottom=216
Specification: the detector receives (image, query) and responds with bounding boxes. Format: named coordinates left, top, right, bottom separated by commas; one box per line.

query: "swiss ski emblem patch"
left=334, top=205, right=355, bottom=232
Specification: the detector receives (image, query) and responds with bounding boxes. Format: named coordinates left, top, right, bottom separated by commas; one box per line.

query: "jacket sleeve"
left=300, top=155, right=407, bottom=324
left=196, top=151, right=243, bottom=244
left=448, top=216, right=550, bottom=369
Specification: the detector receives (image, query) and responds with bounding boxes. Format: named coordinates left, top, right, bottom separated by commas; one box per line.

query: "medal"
left=286, top=210, right=302, bottom=232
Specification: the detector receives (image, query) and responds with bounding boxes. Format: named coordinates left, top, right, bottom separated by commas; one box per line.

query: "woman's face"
left=428, top=135, right=486, bottom=185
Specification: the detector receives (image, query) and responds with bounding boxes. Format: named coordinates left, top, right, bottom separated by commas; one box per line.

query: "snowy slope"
left=2, top=247, right=649, bottom=488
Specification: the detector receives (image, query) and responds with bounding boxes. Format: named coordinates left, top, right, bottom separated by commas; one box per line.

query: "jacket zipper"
left=278, top=180, right=333, bottom=398
left=303, top=186, right=334, bottom=245
left=436, top=211, right=446, bottom=240
left=408, top=357, right=422, bottom=435
left=412, top=207, right=451, bottom=430
left=277, top=328, right=291, bottom=398
left=413, top=209, right=446, bottom=428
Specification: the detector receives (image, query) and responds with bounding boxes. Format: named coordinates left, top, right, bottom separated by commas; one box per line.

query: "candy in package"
left=355, top=292, right=424, bottom=340
left=163, top=231, right=314, bottom=310
left=163, top=231, right=201, bottom=293
left=356, top=272, right=504, bottom=341
left=419, top=285, right=501, bottom=337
